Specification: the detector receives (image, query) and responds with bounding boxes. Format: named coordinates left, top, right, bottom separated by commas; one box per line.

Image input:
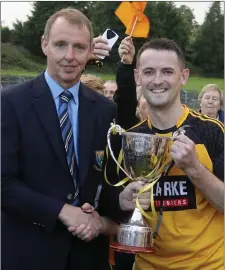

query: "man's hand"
left=58, top=203, right=93, bottom=228
left=119, top=181, right=150, bottom=211
left=171, top=134, right=224, bottom=213
left=67, top=203, right=102, bottom=241
left=68, top=203, right=119, bottom=241
left=91, top=36, right=111, bottom=60
left=170, top=134, right=201, bottom=175
left=118, top=36, right=135, bottom=65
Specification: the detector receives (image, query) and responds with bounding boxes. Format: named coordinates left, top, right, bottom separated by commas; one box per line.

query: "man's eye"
left=56, top=43, right=65, bottom=48
left=75, top=45, right=85, bottom=50
left=144, top=70, right=153, bottom=75
left=164, top=70, right=173, bottom=74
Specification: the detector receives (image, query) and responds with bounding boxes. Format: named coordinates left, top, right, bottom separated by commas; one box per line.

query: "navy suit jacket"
left=2, top=73, right=122, bottom=270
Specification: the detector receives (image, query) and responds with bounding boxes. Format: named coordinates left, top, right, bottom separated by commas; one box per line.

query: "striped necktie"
left=58, top=91, right=79, bottom=202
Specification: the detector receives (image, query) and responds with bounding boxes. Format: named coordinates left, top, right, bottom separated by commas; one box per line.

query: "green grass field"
left=1, top=69, right=224, bottom=93
left=1, top=70, right=42, bottom=77
left=97, top=74, right=224, bottom=92
left=185, top=76, right=224, bottom=92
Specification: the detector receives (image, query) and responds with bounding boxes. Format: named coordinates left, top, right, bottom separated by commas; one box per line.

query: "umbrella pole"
left=121, top=16, right=138, bottom=62
left=129, top=16, right=138, bottom=37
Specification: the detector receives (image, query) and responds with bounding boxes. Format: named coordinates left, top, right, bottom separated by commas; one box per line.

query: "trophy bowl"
left=121, top=132, right=170, bottom=180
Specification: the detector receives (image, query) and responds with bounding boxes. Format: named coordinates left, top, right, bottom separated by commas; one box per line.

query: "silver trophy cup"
left=107, top=123, right=173, bottom=252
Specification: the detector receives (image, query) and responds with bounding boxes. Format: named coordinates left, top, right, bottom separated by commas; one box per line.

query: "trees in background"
left=1, top=1, right=224, bottom=77
left=11, top=2, right=89, bottom=56
left=192, top=2, right=224, bottom=77
left=1, top=26, right=12, bottom=43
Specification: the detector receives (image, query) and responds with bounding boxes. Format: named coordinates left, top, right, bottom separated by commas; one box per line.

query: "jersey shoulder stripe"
left=189, top=110, right=224, bottom=132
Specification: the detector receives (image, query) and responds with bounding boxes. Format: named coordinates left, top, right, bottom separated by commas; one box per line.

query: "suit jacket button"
left=67, top=193, right=73, bottom=200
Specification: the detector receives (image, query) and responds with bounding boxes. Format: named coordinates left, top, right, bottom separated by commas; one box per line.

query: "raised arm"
left=114, top=37, right=139, bottom=130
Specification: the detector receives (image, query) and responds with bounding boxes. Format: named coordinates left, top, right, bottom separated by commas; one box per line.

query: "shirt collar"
left=44, top=70, right=80, bottom=103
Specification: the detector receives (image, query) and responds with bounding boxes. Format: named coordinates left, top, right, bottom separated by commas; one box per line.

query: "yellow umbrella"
left=115, top=1, right=150, bottom=38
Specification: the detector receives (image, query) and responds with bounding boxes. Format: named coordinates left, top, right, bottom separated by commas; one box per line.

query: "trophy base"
left=117, top=208, right=153, bottom=248
left=110, top=242, right=156, bottom=254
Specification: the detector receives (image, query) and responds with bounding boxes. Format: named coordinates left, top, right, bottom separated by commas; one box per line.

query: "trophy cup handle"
left=171, top=125, right=190, bottom=140
left=107, top=123, right=134, bottom=181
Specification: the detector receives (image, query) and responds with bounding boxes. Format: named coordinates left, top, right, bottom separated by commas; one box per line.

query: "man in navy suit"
left=2, top=8, right=151, bottom=270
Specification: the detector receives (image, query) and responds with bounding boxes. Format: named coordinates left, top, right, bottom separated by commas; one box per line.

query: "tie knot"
left=60, top=91, right=73, bottom=104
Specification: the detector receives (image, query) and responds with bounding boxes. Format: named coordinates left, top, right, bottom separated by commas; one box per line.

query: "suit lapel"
left=78, top=84, right=96, bottom=186
left=32, top=74, right=69, bottom=173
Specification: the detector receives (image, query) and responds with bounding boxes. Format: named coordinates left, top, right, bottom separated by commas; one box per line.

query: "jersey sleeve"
left=207, top=121, right=224, bottom=181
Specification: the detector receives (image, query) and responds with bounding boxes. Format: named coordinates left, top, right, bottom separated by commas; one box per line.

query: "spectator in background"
left=104, top=80, right=118, bottom=100
left=114, top=36, right=150, bottom=130
left=81, top=74, right=104, bottom=95
left=92, top=36, right=111, bottom=60
left=136, top=94, right=149, bottom=121
left=198, top=84, right=224, bottom=123
left=113, top=37, right=138, bottom=130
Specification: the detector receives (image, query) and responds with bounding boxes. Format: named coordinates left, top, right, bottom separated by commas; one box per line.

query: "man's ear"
left=88, top=42, right=95, bottom=61
left=41, top=35, right=48, bottom=56
left=180, top=68, right=190, bottom=87
left=134, top=69, right=141, bottom=86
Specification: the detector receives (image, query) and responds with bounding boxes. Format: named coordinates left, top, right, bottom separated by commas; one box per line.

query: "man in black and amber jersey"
left=105, top=38, right=224, bottom=270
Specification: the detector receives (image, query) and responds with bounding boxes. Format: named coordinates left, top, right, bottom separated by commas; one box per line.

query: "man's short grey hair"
left=43, top=8, right=94, bottom=44
left=198, top=84, right=224, bottom=108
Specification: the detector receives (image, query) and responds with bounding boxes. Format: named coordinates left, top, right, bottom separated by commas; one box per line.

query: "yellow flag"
left=115, top=2, right=150, bottom=38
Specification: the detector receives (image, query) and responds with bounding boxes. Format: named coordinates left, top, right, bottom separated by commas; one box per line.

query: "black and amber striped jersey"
left=106, top=105, right=224, bottom=270
left=130, top=105, right=224, bottom=182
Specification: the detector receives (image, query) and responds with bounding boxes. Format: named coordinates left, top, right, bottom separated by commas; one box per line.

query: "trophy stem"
left=128, top=207, right=149, bottom=227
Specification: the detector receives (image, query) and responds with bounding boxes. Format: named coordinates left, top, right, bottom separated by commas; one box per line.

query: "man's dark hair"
left=136, top=38, right=185, bottom=69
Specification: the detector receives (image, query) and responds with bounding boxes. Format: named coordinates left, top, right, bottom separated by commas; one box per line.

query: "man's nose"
left=152, top=73, right=162, bottom=85
left=65, top=46, right=75, bottom=61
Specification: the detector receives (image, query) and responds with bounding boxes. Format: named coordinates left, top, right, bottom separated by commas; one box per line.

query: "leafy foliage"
left=192, top=2, right=224, bottom=77
left=1, top=26, right=12, bottom=43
